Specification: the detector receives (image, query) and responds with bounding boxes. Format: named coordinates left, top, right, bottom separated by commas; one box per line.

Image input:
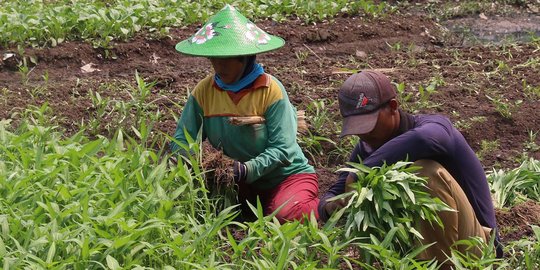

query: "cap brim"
left=340, top=109, right=380, bottom=137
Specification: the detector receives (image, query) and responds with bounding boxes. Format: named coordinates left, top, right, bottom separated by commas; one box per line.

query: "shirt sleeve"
left=244, top=97, right=298, bottom=184
left=318, top=142, right=363, bottom=220
left=169, top=94, right=205, bottom=156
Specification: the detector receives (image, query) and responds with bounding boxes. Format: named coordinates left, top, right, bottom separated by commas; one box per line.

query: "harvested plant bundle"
left=329, top=161, right=453, bottom=258
left=200, top=141, right=238, bottom=208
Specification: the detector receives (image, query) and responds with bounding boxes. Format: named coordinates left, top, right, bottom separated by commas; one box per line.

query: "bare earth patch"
left=497, top=200, right=540, bottom=243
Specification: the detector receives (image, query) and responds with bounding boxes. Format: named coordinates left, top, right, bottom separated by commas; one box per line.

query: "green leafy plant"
left=0, top=107, right=236, bottom=269
left=1, top=88, right=9, bottom=106
left=330, top=135, right=360, bottom=164
left=523, top=79, right=540, bottom=99
left=476, top=139, right=500, bottom=161
left=488, top=158, right=540, bottom=208
left=454, top=116, right=487, bottom=130
left=524, top=130, right=540, bottom=153
left=0, top=0, right=389, bottom=47
left=395, top=76, right=443, bottom=112
left=505, top=225, right=540, bottom=269
left=395, top=81, right=413, bottom=109
left=486, top=95, right=523, bottom=119
left=299, top=98, right=339, bottom=165
left=446, top=235, right=507, bottom=269
left=419, top=76, right=444, bottom=103
left=298, top=131, right=336, bottom=166
left=353, top=239, right=440, bottom=269
left=15, top=45, right=37, bottom=85
left=387, top=41, right=403, bottom=51
left=305, top=98, right=336, bottom=132
left=329, top=161, right=453, bottom=262
left=85, top=89, right=111, bottom=135
left=295, top=50, right=309, bottom=63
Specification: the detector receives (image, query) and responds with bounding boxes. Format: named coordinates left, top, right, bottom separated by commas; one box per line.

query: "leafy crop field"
left=1, top=0, right=540, bottom=269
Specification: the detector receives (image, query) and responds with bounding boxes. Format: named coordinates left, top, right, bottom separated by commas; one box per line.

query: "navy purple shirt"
left=319, top=112, right=501, bottom=255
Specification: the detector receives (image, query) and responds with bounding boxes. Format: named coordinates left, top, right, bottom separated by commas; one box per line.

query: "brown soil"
left=497, top=200, right=540, bottom=244
left=1, top=3, right=539, bottom=243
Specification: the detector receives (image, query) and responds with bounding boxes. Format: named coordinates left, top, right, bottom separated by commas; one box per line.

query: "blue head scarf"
left=214, top=55, right=264, bottom=93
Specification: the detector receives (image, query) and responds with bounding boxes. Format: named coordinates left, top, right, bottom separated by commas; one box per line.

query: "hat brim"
left=340, top=109, right=380, bottom=137
left=175, top=35, right=285, bottom=57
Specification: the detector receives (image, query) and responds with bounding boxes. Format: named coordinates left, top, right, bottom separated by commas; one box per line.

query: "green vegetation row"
left=1, top=104, right=539, bottom=269
left=0, top=0, right=386, bottom=48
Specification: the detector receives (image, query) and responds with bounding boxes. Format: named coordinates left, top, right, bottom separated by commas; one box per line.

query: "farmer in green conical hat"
left=171, top=5, right=319, bottom=223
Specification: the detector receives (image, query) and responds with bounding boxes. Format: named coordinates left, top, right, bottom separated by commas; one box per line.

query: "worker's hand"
left=324, top=197, right=348, bottom=216
left=168, top=155, right=178, bottom=166
left=233, top=161, right=247, bottom=183
left=345, top=172, right=358, bottom=193
left=323, top=173, right=359, bottom=217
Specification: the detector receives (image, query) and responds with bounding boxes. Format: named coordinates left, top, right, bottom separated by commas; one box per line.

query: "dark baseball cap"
left=338, top=70, right=396, bottom=137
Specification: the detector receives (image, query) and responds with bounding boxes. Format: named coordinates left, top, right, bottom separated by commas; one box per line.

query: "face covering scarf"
left=214, top=62, right=264, bottom=93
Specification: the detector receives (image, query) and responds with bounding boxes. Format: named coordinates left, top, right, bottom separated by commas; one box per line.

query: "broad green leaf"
left=397, top=181, right=416, bottom=204
left=0, top=215, right=9, bottom=238
left=106, top=255, right=121, bottom=270
left=46, top=242, right=56, bottom=264
left=355, top=187, right=368, bottom=207
left=0, top=237, right=6, bottom=257
left=112, top=235, right=132, bottom=249
left=354, top=210, right=365, bottom=228
left=409, top=227, right=424, bottom=240
left=82, top=236, right=90, bottom=260
left=116, top=129, right=124, bottom=151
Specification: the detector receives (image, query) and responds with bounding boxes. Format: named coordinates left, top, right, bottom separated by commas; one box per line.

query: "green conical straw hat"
left=175, top=5, right=285, bottom=57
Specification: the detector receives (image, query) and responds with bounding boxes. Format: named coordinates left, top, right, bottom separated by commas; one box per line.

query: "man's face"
left=358, top=105, right=398, bottom=149
left=209, top=57, right=244, bottom=84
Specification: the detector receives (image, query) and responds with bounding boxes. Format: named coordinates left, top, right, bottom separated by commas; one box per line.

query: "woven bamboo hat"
left=175, top=5, right=285, bottom=57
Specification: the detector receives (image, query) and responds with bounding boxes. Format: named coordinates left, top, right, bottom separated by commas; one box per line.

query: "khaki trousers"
left=414, top=160, right=491, bottom=266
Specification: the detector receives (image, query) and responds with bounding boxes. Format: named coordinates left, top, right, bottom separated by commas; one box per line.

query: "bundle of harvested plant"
left=200, top=141, right=239, bottom=208
left=328, top=161, right=453, bottom=261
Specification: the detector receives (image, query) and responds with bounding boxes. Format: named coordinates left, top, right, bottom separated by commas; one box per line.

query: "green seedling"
left=395, top=76, right=443, bottom=113
left=446, top=235, right=507, bottom=269
left=476, top=139, right=500, bottom=162
left=295, top=50, right=309, bottom=63
left=454, top=116, right=487, bottom=130
left=387, top=41, right=403, bottom=51
left=298, top=131, right=336, bottom=166
left=504, top=225, right=540, bottom=268
left=523, top=79, right=540, bottom=99
left=524, top=130, right=540, bottom=153
left=486, top=95, right=523, bottom=119
left=395, top=81, right=413, bottom=109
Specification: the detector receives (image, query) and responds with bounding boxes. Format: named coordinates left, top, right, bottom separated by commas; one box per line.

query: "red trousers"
left=238, top=173, right=319, bottom=223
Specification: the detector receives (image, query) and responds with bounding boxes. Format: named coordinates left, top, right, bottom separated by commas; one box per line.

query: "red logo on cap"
left=356, top=93, right=369, bottom=109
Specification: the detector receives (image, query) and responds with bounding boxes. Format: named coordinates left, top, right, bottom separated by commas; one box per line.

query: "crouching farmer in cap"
left=318, top=70, right=502, bottom=266
left=170, top=5, right=319, bottom=223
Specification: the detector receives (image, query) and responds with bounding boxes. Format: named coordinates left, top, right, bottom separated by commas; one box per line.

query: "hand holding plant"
left=345, top=172, right=357, bottom=193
